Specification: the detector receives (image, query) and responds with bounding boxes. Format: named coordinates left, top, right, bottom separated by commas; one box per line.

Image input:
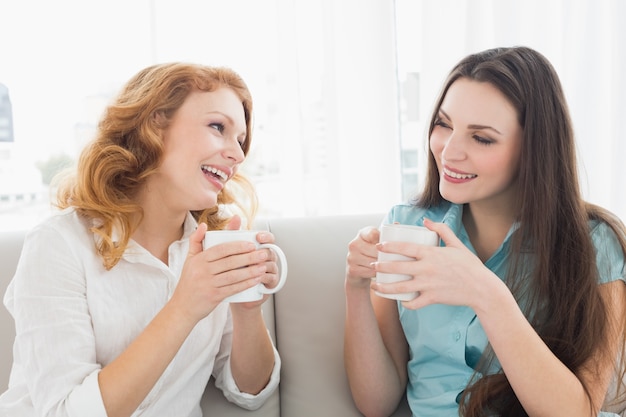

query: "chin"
left=193, top=197, right=219, bottom=212
left=439, top=189, right=468, bottom=205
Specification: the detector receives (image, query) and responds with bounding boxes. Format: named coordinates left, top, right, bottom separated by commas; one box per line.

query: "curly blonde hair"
left=55, top=63, right=258, bottom=269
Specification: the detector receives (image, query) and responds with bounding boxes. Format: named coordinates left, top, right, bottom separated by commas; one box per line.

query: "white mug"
left=203, top=230, right=288, bottom=303
left=375, top=223, right=439, bottom=301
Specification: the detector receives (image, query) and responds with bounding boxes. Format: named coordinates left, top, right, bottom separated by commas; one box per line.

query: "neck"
left=132, top=188, right=188, bottom=264
left=463, top=203, right=516, bottom=262
left=133, top=214, right=186, bottom=265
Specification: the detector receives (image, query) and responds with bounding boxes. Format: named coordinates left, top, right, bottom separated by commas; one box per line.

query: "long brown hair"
left=55, top=63, right=258, bottom=270
left=417, top=47, right=626, bottom=416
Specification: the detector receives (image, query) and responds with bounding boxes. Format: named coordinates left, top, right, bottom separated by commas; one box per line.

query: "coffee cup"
left=375, top=223, right=439, bottom=301
left=203, top=230, right=288, bottom=303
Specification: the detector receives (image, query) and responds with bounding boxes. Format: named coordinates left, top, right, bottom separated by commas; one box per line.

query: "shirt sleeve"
left=8, top=224, right=107, bottom=417
left=590, top=221, right=626, bottom=285
left=212, top=309, right=281, bottom=410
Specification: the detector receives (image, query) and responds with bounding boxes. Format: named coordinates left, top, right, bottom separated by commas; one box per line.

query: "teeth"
left=202, top=165, right=228, bottom=181
left=444, top=167, right=476, bottom=180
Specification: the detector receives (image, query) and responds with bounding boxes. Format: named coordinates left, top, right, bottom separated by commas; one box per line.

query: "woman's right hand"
left=345, top=226, right=380, bottom=290
left=171, top=219, right=266, bottom=324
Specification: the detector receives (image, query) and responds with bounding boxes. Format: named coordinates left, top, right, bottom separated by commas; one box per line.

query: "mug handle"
left=257, top=243, right=288, bottom=294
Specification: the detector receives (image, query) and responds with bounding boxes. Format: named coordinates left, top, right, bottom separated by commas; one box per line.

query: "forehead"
left=179, top=88, right=246, bottom=126
left=441, top=78, right=519, bottom=130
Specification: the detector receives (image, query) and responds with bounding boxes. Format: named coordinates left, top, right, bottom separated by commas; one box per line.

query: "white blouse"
left=0, top=208, right=280, bottom=417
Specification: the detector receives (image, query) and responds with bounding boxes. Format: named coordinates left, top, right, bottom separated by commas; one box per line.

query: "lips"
left=443, top=166, right=477, bottom=180
left=201, top=165, right=229, bottom=182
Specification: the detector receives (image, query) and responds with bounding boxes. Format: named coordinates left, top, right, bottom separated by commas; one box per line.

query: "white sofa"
left=0, top=213, right=412, bottom=416
left=3, top=214, right=624, bottom=416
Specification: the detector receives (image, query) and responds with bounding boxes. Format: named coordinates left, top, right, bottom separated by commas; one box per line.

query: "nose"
left=440, top=130, right=466, bottom=161
left=223, top=136, right=245, bottom=164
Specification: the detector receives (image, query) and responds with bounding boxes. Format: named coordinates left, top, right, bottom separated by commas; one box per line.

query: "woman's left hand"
left=232, top=228, right=281, bottom=311
left=371, top=218, right=501, bottom=311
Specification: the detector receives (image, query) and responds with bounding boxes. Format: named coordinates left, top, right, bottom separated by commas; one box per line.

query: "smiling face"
left=141, top=87, right=247, bottom=215
left=429, top=78, right=523, bottom=213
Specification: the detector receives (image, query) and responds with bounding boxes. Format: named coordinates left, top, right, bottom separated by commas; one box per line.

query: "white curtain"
left=1, top=1, right=623, bottom=227
left=396, top=0, right=626, bottom=220
left=0, top=0, right=403, bottom=227
left=263, top=0, right=402, bottom=217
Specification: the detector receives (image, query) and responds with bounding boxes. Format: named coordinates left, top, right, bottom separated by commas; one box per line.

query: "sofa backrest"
left=268, top=213, right=410, bottom=417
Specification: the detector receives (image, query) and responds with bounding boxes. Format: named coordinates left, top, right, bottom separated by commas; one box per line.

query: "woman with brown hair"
left=0, top=63, right=280, bottom=416
left=344, top=46, right=626, bottom=416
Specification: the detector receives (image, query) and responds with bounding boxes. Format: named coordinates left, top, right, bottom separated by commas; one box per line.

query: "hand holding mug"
left=345, top=226, right=381, bottom=289
left=203, top=230, right=288, bottom=303
left=385, top=219, right=500, bottom=311
left=375, top=223, right=440, bottom=301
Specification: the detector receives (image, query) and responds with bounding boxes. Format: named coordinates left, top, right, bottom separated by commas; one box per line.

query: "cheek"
left=482, top=152, right=519, bottom=187
left=429, top=132, right=445, bottom=159
left=499, top=145, right=522, bottom=180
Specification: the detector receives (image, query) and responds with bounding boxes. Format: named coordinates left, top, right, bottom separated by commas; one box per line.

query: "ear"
left=152, top=109, right=168, bottom=130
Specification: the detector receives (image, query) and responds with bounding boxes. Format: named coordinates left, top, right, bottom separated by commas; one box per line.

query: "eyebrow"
left=439, top=109, right=502, bottom=135
left=206, top=110, right=234, bottom=124
left=207, top=111, right=247, bottom=133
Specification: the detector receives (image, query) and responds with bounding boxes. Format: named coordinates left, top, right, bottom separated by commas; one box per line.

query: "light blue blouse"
left=384, top=202, right=626, bottom=417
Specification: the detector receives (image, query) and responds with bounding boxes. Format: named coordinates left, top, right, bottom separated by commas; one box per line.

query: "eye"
left=473, top=134, right=494, bottom=145
left=434, top=118, right=451, bottom=129
left=238, top=137, right=246, bottom=149
left=209, top=122, right=225, bottom=134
